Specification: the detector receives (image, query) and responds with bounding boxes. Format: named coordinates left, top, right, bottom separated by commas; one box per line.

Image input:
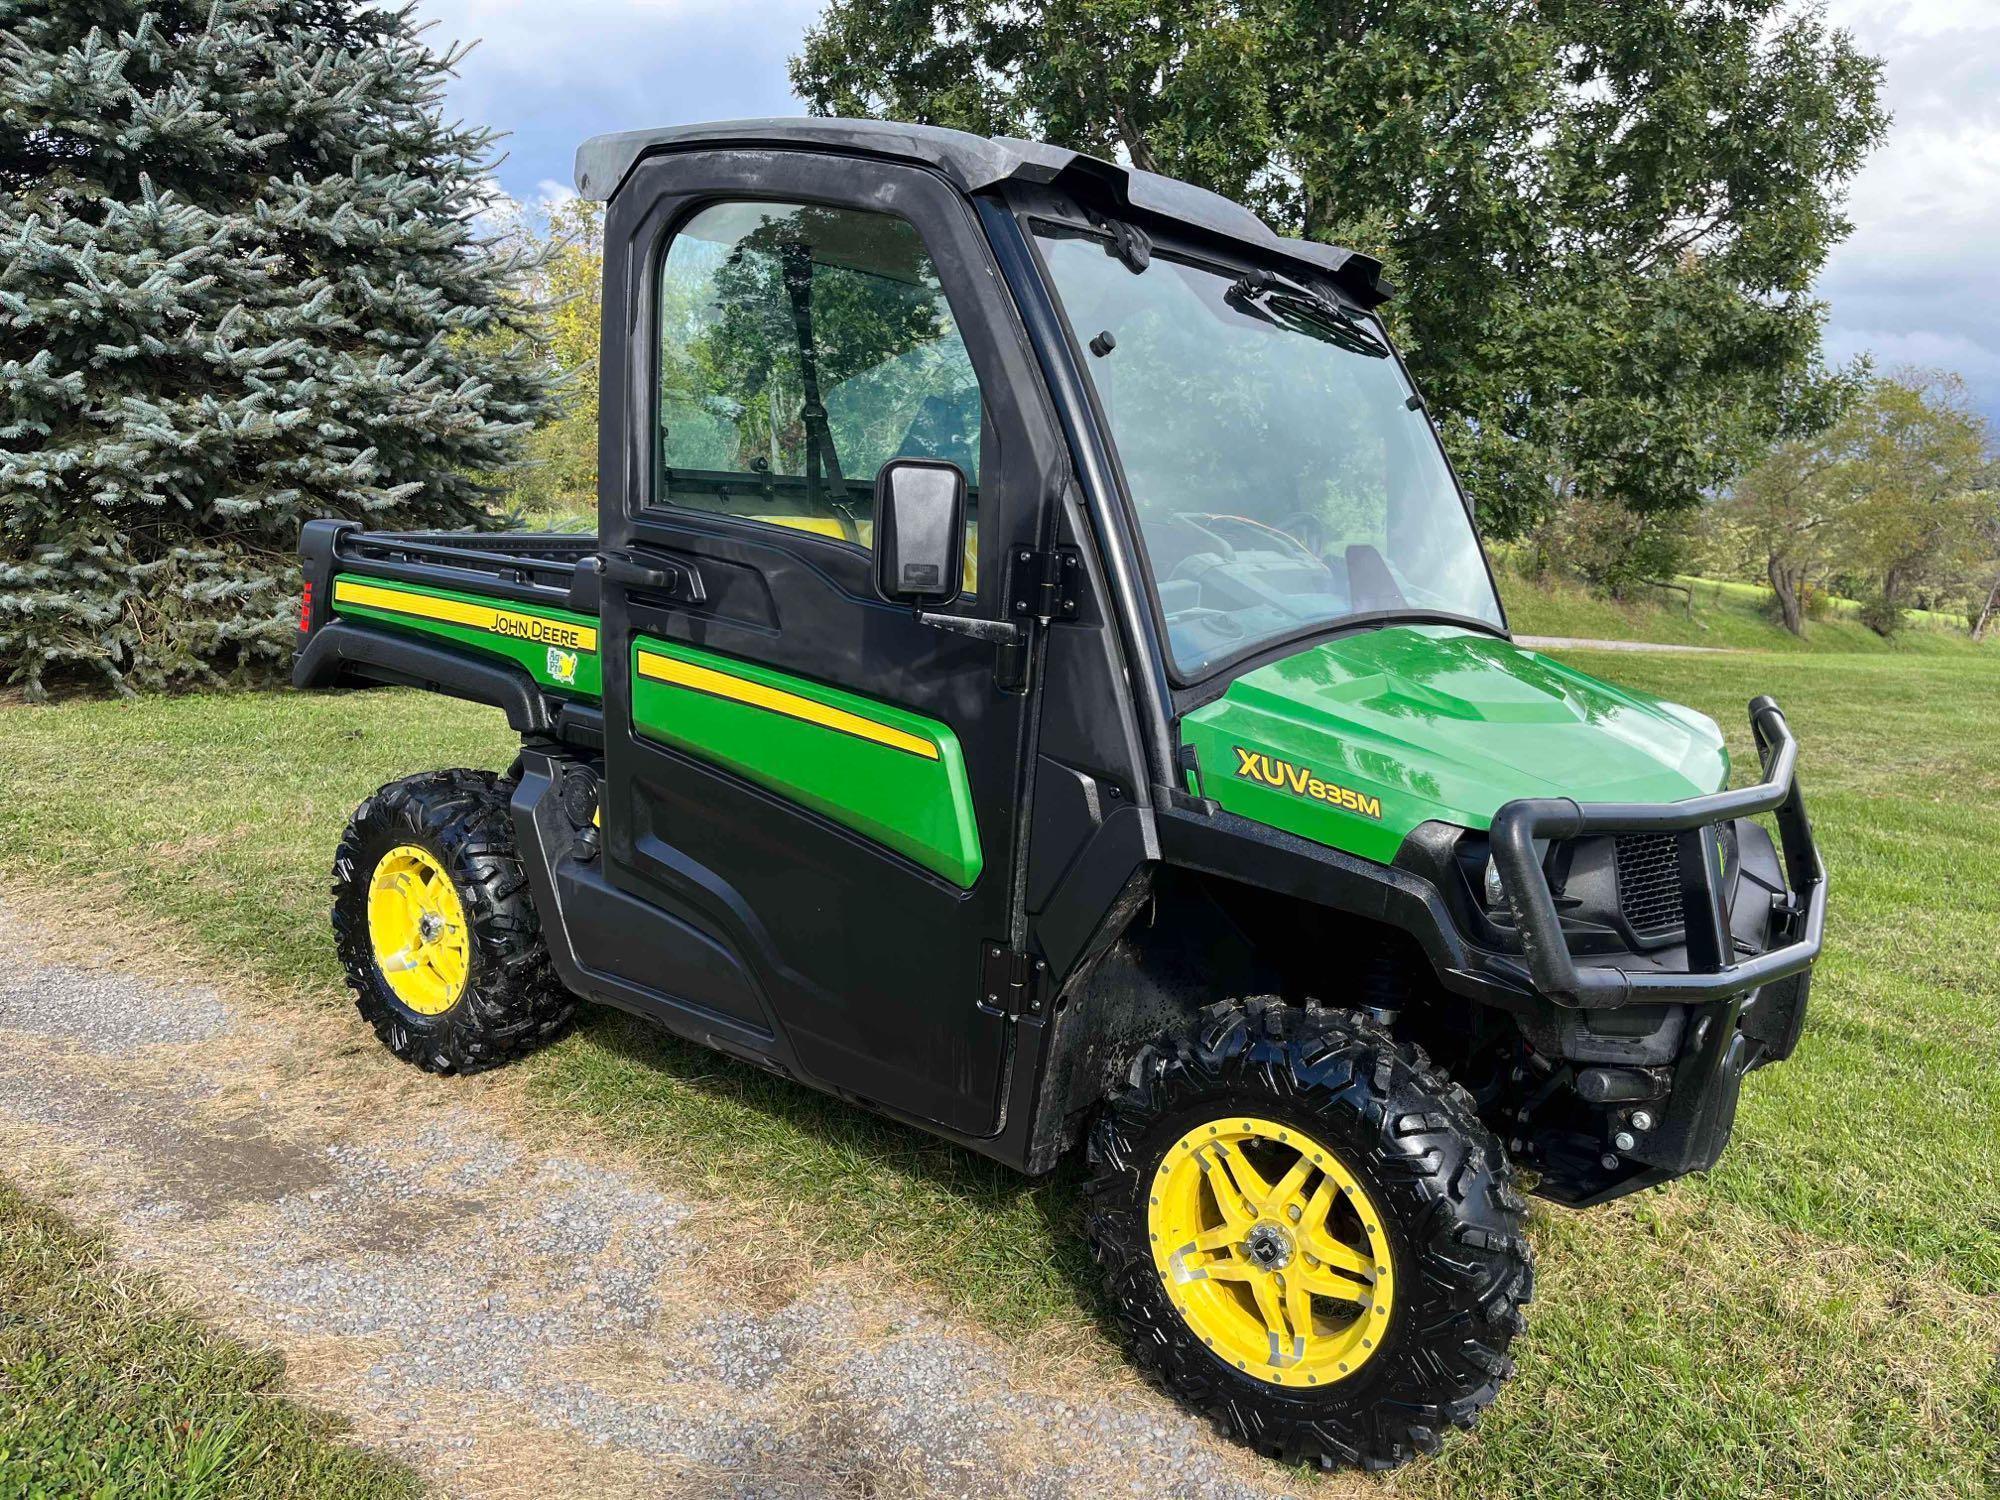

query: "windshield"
left=1035, top=229, right=1505, bottom=677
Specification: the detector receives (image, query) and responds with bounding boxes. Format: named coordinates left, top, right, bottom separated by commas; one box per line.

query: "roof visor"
left=574, top=116, right=1392, bottom=308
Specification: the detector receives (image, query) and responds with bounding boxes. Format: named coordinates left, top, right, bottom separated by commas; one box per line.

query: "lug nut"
left=1630, top=1110, right=1655, bottom=1132
left=1612, top=1131, right=1637, bottom=1152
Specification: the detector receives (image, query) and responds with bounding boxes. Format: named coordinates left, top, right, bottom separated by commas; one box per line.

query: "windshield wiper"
left=1226, top=270, right=1388, bottom=358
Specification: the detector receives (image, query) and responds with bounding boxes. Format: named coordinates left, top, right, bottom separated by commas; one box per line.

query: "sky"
left=419, top=0, right=2000, bottom=425
left=1817, top=0, right=2000, bottom=422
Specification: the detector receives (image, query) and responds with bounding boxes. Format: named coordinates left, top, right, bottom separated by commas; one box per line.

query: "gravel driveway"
left=0, top=905, right=1322, bottom=1500
left=1512, top=636, right=1733, bottom=653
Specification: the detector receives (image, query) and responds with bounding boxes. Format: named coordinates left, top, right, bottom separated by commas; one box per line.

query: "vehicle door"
left=594, top=148, right=1062, bottom=1136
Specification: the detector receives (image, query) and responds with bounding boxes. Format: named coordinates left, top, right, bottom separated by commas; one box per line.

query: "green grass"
left=1669, top=574, right=1969, bottom=632
left=2, top=651, right=1997, bottom=1497
left=1532, top=651, right=2000, bottom=1294
left=0, top=1179, right=420, bottom=1500
left=1498, top=569, right=1990, bottom=655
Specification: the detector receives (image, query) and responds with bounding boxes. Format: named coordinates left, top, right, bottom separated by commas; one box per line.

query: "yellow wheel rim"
left=1148, top=1116, right=1396, bottom=1387
left=366, top=844, right=470, bottom=1016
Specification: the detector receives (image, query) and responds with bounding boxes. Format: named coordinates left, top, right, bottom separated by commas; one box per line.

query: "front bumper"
left=1487, top=695, right=1827, bottom=1009
left=1484, top=697, right=1828, bottom=1204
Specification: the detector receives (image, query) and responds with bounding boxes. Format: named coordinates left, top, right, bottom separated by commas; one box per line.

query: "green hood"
left=1178, top=625, right=1729, bottom=865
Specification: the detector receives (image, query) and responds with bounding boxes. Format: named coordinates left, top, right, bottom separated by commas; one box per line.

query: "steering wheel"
left=1278, top=510, right=1335, bottom=561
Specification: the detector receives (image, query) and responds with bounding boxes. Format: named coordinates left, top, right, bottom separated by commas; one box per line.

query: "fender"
left=292, top=621, right=554, bottom=733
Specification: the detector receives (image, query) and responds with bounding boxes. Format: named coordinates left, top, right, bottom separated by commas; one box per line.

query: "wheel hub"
left=366, top=844, right=470, bottom=1016
left=1243, top=1222, right=1294, bottom=1271
left=1148, top=1116, right=1395, bottom=1388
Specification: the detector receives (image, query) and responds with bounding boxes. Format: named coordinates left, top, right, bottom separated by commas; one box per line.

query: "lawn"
left=1, top=644, right=1996, bottom=1498
left=0, top=1180, right=421, bottom=1500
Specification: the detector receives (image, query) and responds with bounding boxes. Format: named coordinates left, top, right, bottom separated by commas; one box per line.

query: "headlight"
left=1483, top=854, right=1506, bottom=912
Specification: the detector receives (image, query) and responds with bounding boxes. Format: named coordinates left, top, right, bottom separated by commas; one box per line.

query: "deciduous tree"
left=1717, top=371, right=1991, bottom=637
left=1833, top=373, right=1990, bottom=634
left=1716, top=434, right=1843, bottom=635
left=793, top=0, right=1886, bottom=536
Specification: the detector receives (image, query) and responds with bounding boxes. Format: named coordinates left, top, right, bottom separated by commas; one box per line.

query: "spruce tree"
left=0, top=0, right=554, bottom=697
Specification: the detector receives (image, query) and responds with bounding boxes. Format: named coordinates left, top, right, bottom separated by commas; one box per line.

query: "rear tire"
left=1087, top=998, right=1533, bottom=1470
left=332, top=769, right=574, bottom=1074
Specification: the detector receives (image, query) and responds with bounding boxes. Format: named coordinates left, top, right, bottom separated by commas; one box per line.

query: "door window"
left=656, top=201, right=981, bottom=582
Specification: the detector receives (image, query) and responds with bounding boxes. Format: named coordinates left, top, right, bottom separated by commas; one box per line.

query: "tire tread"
left=332, top=768, right=573, bottom=1074
left=1085, top=998, right=1533, bottom=1471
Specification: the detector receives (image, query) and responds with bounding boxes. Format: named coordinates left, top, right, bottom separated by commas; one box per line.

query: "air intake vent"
left=1613, top=832, right=1686, bottom=937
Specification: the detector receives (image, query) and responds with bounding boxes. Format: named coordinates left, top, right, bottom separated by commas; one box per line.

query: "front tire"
left=1087, top=998, right=1533, bottom=1470
left=332, top=769, right=574, bottom=1074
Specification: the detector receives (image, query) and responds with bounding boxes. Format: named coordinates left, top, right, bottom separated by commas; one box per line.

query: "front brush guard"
left=1488, top=696, right=1828, bottom=1009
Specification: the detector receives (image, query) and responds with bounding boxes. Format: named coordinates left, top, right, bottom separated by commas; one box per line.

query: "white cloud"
left=534, top=178, right=579, bottom=212
left=1823, top=0, right=1999, bottom=42
left=1816, top=1, right=2000, bottom=420
left=408, top=0, right=2000, bottom=424
left=409, top=0, right=820, bottom=205
left=416, top=0, right=821, bottom=101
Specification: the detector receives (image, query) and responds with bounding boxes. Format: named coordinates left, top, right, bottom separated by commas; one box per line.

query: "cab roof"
left=574, top=117, right=1391, bottom=308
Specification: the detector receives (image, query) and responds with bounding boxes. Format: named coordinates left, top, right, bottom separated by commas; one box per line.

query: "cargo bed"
left=294, top=520, right=609, bottom=741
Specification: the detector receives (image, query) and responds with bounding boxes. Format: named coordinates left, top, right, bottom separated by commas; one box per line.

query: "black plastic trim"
left=298, top=519, right=355, bottom=636
left=1153, top=801, right=1517, bottom=1002
left=573, top=117, right=1388, bottom=304
left=322, top=524, right=597, bottom=613
left=291, top=621, right=553, bottom=733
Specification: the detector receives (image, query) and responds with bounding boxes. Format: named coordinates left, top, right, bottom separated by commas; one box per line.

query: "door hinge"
left=1008, top=547, right=1083, bottom=624
left=981, top=942, right=1048, bottom=1019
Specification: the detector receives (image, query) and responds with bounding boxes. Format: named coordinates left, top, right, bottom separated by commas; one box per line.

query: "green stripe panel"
left=329, top=575, right=603, bottom=698
left=631, top=636, right=983, bottom=888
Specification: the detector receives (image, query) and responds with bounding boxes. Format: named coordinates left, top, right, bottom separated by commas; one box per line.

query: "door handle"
left=599, top=551, right=707, bottom=604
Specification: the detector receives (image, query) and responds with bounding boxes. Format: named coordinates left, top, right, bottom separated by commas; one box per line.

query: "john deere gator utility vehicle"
left=295, top=118, right=1827, bottom=1470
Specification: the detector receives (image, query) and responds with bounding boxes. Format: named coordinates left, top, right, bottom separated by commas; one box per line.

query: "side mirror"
left=872, top=458, right=966, bottom=607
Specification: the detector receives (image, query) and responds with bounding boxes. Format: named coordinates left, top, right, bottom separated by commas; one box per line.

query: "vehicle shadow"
left=560, top=1007, right=1116, bottom=1337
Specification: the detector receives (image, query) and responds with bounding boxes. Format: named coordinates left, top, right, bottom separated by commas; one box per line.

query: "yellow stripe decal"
left=636, top=650, right=941, bottom=761
left=332, top=579, right=598, bottom=653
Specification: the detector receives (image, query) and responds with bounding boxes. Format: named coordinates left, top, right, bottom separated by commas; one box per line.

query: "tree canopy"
left=0, top=0, right=554, bottom=696
left=793, top=0, right=1887, bottom=537
left=1715, top=371, right=1994, bottom=635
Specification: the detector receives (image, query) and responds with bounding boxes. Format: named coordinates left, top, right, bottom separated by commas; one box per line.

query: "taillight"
left=298, top=580, right=314, bottom=633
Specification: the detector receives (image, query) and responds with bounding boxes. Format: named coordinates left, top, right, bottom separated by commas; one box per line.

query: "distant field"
left=1500, top=568, right=1988, bottom=654
left=2, top=644, right=1996, bottom=1498
left=1674, top=574, right=1968, bottom=631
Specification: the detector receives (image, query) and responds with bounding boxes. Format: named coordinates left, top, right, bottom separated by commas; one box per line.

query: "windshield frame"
left=1021, top=211, right=1510, bottom=692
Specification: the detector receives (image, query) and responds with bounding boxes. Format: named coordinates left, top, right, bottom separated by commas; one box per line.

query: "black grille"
left=1613, top=832, right=1686, bottom=936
